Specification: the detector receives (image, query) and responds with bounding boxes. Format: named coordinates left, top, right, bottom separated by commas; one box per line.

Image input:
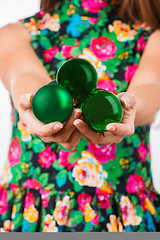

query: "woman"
left=0, top=0, right=160, bottom=232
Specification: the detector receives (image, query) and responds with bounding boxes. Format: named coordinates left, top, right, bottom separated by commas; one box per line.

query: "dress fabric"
left=0, top=0, right=160, bottom=232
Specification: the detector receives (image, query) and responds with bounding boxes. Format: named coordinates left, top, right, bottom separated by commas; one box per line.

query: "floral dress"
left=0, top=0, right=160, bottom=232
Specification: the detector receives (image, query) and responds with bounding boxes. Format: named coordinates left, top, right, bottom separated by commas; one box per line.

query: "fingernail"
left=73, top=120, right=80, bottom=126
left=122, top=97, right=130, bottom=106
left=25, top=94, right=32, bottom=103
left=74, top=109, right=82, bottom=119
left=106, top=125, right=116, bottom=131
left=53, top=124, right=63, bottom=130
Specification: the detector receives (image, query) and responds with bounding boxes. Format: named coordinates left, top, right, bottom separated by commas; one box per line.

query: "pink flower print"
left=97, top=79, right=117, bottom=94
left=37, top=10, right=45, bottom=18
left=89, top=36, right=117, bottom=61
left=40, top=189, right=50, bottom=208
left=91, top=214, right=99, bottom=225
left=146, top=190, right=157, bottom=202
left=124, top=64, right=138, bottom=83
left=82, top=0, right=108, bottom=13
left=61, top=40, right=79, bottom=59
left=126, top=174, right=145, bottom=194
left=8, top=136, right=21, bottom=167
left=77, top=193, right=92, bottom=213
left=88, top=143, right=116, bottom=164
left=58, top=150, right=72, bottom=167
left=136, top=36, right=146, bottom=51
left=137, top=141, right=148, bottom=162
left=24, top=192, right=35, bottom=209
left=38, top=146, right=57, bottom=169
left=43, top=46, right=59, bottom=62
left=0, top=185, right=8, bottom=215
left=96, top=188, right=111, bottom=209
left=61, top=45, right=75, bottom=59
left=88, top=18, right=98, bottom=24
left=24, top=179, right=41, bottom=190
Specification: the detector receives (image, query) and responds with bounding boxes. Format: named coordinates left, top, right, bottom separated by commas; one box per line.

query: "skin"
left=0, top=22, right=160, bottom=150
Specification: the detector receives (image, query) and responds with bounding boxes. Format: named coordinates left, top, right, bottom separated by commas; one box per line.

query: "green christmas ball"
left=32, top=84, right=73, bottom=124
left=56, top=58, right=98, bottom=106
left=81, top=89, right=123, bottom=132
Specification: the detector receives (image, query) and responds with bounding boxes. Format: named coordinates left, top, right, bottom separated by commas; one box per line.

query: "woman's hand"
left=18, top=93, right=82, bottom=149
left=73, top=92, right=137, bottom=145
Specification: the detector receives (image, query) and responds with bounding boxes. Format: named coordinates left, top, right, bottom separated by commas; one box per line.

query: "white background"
left=0, top=0, right=160, bottom=192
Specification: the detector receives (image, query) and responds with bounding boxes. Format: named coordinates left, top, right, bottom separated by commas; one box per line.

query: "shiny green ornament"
left=56, top=58, right=98, bottom=106
left=81, top=89, right=123, bottom=132
left=32, top=84, right=73, bottom=124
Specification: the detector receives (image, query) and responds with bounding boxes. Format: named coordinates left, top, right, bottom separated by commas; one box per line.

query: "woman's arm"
left=0, top=23, right=82, bottom=149
left=0, top=23, right=51, bottom=111
left=127, top=29, right=160, bottom=126
left=74, top=30, right=160, bottom=144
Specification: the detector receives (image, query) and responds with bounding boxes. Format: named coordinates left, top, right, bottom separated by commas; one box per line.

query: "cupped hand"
left=18, top=93, right=82, bottom=149
left=73, top=92, right=137, bottom=145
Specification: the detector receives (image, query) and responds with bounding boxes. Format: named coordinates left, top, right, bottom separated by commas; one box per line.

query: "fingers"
left=106, top=92, right=137, bottom=137
left=73, top=119, right=106, bottom=144
left=106, top=122, right=134, bottom=137
left=59, top=129, right=82, bottom=150
left=19, top=93, right=33, bottom=111
left=118, top=92, right=137, bottom=110
left=18, top=107, right=63, bottom=137
left=52, top=108, right=82, bottom=142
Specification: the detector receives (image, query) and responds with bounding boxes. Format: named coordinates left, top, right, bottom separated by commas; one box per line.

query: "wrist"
left=11, top=73, right=50, bottom=111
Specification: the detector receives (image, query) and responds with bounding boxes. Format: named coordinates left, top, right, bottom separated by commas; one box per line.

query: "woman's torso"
left=1, top=0, right=160, bottom=232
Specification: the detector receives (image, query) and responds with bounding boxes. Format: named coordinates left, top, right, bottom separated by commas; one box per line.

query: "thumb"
left=19, top=93, right=33, bottom=111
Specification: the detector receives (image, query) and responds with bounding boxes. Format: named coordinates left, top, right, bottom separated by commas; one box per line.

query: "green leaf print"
left=49, top=70, right=56, bottom=79
left=54, top=52, right=66, bottom=60
left=20, top=151, right=32, bottom=163
left=141, top=167, right=148, bottom=180
left=32, top=138, right=46, bottom=153
left=39, top=35, right=52, bottom=49
left=83, top=222, right=91, bottom=232
left=12, top=213, right=23, bottom=227
left=35, top=167, right=41, bottom=176
left=73, top=180, right=83, bottom=192
left=11, top=166, right=23, bottom=184
left=56, top=169, right=68, bottom=187
left=79, top=38, right=91, bottom=52
left=63, top=38, right=77, bottom=46
left=14, top=202, right=22, bottom=213
left=131, top=195, right=138, bottom=206
left=126, top=134, right=141, bottom=148
left=136, top=205, right=144, bottom=218
left=68, top=152, right=80, bottom=163
left=89, top=29, right=99, bottom=38
left=45, top=64, right=50, bottom=71
left=71, top=47, right=81, bottom=57
left=7, top=190, right=13, bottom=202
left=52, top=160, right=64, bottom=171
left=39, top=173, right=49, bottom=186
left=103, top=159, right=123, bottom=184
left=70, top=210, right=83, bottom=225
left=70, top=198, right=77, bottom=210
left=76, top=138, right=88, bottom=153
